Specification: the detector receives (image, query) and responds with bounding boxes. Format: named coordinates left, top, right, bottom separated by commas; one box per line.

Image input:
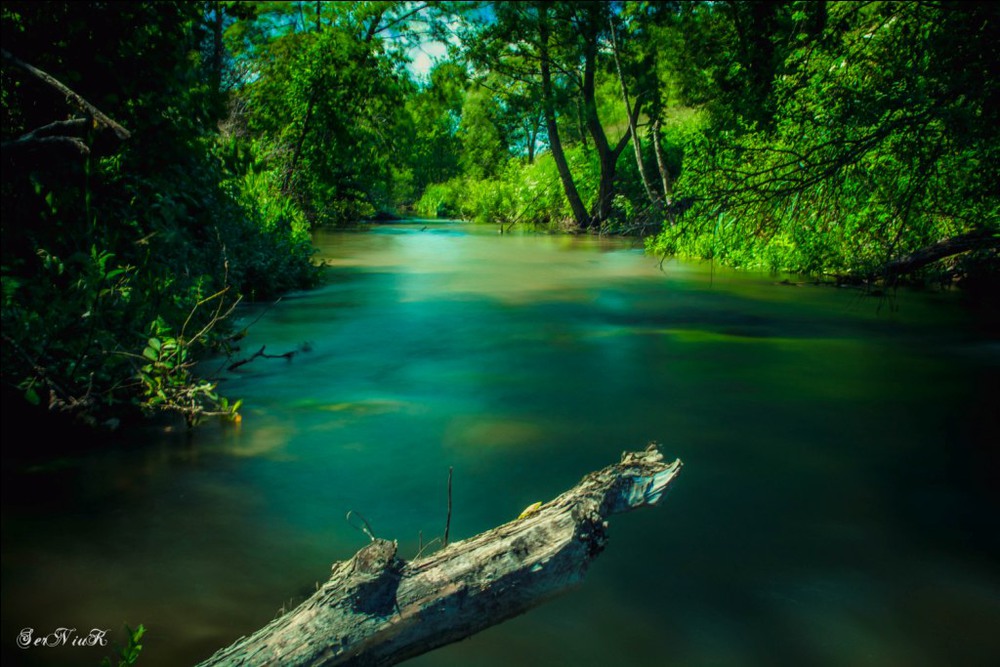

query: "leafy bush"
left=1, top=4, right=319, bottom=431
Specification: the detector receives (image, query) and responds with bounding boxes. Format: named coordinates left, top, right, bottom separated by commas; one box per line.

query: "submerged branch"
left=226, top=345, right=298, bottom=371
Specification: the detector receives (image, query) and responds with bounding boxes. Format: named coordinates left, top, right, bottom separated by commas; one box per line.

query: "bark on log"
left=196, top=445, right=683, bottom=667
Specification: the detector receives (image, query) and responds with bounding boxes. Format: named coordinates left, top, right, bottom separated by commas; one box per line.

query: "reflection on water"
left=3, top=222, right=998, bottom=666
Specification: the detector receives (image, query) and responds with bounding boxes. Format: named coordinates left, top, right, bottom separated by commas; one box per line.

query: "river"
left=2, top=221, right=998, bottom=666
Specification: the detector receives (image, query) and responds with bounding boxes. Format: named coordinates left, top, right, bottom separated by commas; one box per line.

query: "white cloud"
left=407, top=39, right=449, bottom=80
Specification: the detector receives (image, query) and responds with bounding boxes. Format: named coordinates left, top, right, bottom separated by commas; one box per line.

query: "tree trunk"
left=586, top=94, right=636, bottom=227
left=609, top=16, right=660, bottom=211
left=196, top=446, right=683, bottom=667
left=651, top=117, right=673, bottom=207
left=579, top=4, right=637, bottom=229
left=525, top=117, right=537, bottom=163
left=210, top=2, right=224, bottom=95
left=538, top=5, right=590, bottom=229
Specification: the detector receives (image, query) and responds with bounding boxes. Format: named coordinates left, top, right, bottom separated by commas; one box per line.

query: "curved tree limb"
left=1, top=48, right=130, bottom=163
left=197, top=445, right=683, bottom=667
left=1, top=133, right=91, bottom=158
left=2, top=48, right=131, bottom=140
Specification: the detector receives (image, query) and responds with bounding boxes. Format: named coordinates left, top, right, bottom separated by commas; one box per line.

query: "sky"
left=407, top=38, right=449, bottom=80
left=401, top=3, right=491, bottom=82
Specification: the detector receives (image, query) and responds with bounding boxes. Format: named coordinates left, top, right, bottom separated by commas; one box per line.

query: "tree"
left=465, top=1, right=640, bottom=230
left=401, top=61, right=466, bottom=197
left=1, top=1, right=317, bottom=430
left=458, top=83, right=509, bottom=180
left=608, top=1, right=684, bottom=213
left=649, top=1, right=999, bottom=279
left=226, top=1, right=445, bottom=222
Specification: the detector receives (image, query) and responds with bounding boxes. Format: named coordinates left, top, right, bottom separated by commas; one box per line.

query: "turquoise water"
left=3, top=221, right=998, bottom=666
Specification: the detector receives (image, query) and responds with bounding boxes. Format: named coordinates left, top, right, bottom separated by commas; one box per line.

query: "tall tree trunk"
left=577, top=4, right=639, bottom=228
left=282, top=86, right=319, bottom=195
left=525, top=116, right=538, bottom=163
left=538, top=4, right=589, bottom=229
left=651, top=117, right=673, bottom=206
left=580, top=21, right=637, bottom=227
left=210, top=1, right=224, bottom=97
left=609, top=15, right=660, bottom=210
left=580, top=25, right=609, bottom=227
left=575, top=95, right=589, bottom=151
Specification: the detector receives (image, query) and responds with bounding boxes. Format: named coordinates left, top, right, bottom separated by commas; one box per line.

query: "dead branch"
left=196, top=445, right=682, bottom=667
left=2, top=48, right=130, bottom=140
left=227, top=345, right=298, bottom=371
left=2, top=49, right=131, bottom=162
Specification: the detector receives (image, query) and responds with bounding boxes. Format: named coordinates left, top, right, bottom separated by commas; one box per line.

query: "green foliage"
left=1, top=2, right=318, bottom=431
left=458, top=85, right=509, bottom=180
left=137, top=312, right=243, bottom=427
left=400, top=61, right=467, bottom=198
left=217, top=138, right=322, bottom=297
left=100, top=624, right=145, bottom=667
left=414, top=179, right=462, bottom=219
left=230, top=3, right=414, bottom=224
left=649, top=1, right=998, bottom=279
left=417, top=148, right=588, bottom=229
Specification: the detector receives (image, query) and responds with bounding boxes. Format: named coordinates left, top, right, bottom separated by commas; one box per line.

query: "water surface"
left=3, top=221, right=998, bottom=666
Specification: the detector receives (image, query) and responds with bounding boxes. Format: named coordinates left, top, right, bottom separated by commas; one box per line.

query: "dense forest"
left=2, top=1, right=997, bottom=432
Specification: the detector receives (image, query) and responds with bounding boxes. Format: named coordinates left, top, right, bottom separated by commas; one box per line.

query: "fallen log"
left=880, top=229, right=999, bottom=279
left=197, top=445, right=683, bottom=667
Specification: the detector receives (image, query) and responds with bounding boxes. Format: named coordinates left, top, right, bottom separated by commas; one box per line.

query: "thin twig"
left=413, top=536, right=442, bottom=560
left=443, top=466, right=453, bottom=548
left=346, top=510, right=377, bottom=542
left=226, top=345, right=298, bottom=371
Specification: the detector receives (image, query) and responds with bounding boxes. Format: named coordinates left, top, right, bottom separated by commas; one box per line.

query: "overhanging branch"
left=879, top=229, right=999, bottom=278
left=2, top=48, right=131, bottom=140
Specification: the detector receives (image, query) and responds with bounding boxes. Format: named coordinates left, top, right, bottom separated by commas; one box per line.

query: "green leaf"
left=25, top=387, right=40, bottom=406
